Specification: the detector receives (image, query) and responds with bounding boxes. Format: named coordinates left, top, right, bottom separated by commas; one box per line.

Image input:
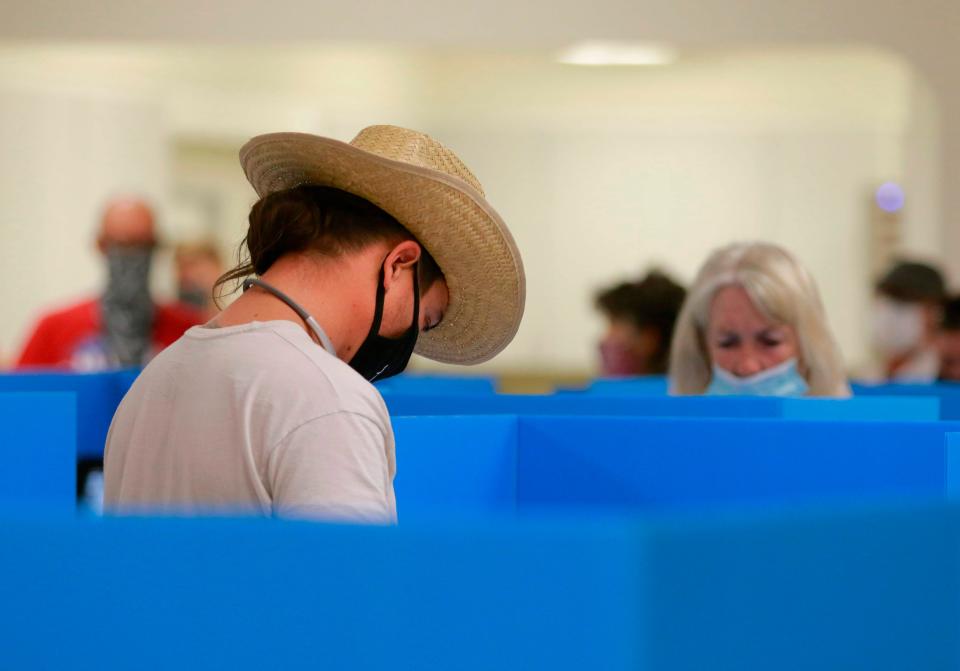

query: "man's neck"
left=211, top=250, right=382, bottom=362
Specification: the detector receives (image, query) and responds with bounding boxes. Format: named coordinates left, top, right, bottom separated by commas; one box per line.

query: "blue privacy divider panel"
left=0, top=504, right=957, bottom=670
left=112, top=368, right=140, bottom=394
left=393, top=415, right=518, bottom=516
left=569, top=376, right=670, bottom=395
left=639, top=502, right=959, bottom=670
left=0, top=515, right=646, bottom=671
left=0, top=370, right=138, bottom=459
left=780, top=396, right=939, bottom=420
left=0, top=393, right=75, bottom=512
left=946, top=433, right=960, bottom=499
left=384, top=393, right=777, bottom=417
left=383, top=392, right=938, bottom=421
left=375, top=373, right=496, bottom=394
left=392, top=416, right=960, bottom=516
left=853, top=382, right=960, bottom=419
left=516, top=417, right=960, bottom=512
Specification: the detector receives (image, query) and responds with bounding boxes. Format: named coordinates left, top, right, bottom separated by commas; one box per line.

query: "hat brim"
left=240, top=133, right=525, bottom=365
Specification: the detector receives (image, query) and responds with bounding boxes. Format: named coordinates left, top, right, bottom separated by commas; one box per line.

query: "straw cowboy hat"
left=239, top=125, right=525, bottom=365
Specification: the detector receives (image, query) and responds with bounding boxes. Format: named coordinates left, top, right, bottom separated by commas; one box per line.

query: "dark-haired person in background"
left=104, top=126, right=525, bottom=523
left=16, top=198, right=203, bottom=370
left=594, top=270, right=686, bottom=376
left=937, top=297, right=960, bottom=382
left=870, top=260, right=946, bottom=382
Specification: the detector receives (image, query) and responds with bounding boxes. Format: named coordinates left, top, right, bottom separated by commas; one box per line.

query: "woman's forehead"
left=709, top=285, right=784, bottom=330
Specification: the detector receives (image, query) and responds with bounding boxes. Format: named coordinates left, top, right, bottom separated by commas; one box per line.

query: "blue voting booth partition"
left=558, top=375, right=671, bottom=395
left=0, top=393, right=76, bottom=513
left=562, top=378, right=960, bottom=420
left=0, top=503, right=956, bottom=670
left=854, top=382, right=960, bottom=419
left=393, top=416, right=960, bottom=517
left=0, top=370, right=137, bottom=459
left=0, top=369, right=935, bottom=469
left=375, top=373, right=496, bottom=394
left=383, top=392, right=940, bottom=421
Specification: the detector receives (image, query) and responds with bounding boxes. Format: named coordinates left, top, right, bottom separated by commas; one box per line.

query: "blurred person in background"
left=670, top=242, right=850, bottom=398
left=936, top=296, right=960, bottom=382
left=870, top=260, right=946, bottom=383
left=175, top=240, right=225, bottom=320
left=594, top=270, right=686, bottom=376
left=15, top=198, right=204, bottom=371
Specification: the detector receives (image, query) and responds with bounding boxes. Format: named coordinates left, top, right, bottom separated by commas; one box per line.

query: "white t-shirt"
left=103, top=320, right=397, bottom=523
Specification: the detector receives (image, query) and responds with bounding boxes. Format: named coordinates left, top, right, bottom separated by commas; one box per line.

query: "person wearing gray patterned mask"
left=15, top=197, right=205, bottom=510
left=101, top=243, right=155, bottom=367
left=15, top=198, right=203, bottom=371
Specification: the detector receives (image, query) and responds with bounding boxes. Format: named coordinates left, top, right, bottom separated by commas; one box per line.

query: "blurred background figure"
left=670, top=242, right=850, bottom=398
left=1, top=34, right=959, bottom=388
left=937, top=296, right=960, bottom=382
left=174, top=240, right=225, bottom=320
left=870, top=260, right=946, bottom=383
left=595, top=270, right=686, bottom=377
left=15, top=198, right=203, bottom=371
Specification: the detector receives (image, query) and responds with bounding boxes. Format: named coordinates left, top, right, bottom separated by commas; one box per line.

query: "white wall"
left=413, top=48, right=914, bottom=373
left=3, top=0, right=959, bottom=282
left=0, top=44, right=932, bottom=375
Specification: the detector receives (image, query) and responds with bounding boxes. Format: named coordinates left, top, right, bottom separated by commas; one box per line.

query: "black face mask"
left=349, top=262, right=420, bottom=382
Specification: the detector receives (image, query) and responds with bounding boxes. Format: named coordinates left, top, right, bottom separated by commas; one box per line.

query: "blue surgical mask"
left=706, top=358, right=809, bottom=397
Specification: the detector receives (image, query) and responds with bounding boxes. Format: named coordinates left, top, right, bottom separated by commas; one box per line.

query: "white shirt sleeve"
left=267, top=411, right=396, bottom=524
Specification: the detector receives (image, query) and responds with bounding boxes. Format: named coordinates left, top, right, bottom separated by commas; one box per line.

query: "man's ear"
left=383, top=240, right=422, bottom=290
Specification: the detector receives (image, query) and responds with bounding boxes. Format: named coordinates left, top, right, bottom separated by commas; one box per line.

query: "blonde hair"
left=669, top=242, right=850, bottom=397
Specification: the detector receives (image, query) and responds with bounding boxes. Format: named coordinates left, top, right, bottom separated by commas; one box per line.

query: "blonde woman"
left=670, top=242, right=850, bottom=397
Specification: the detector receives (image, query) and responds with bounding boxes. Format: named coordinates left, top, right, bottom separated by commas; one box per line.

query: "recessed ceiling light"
left=558, top=41, right=678, bottom=66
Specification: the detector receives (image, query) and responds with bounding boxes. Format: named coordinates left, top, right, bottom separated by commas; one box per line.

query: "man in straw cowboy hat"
left=104, top=126, right=525, bottom=522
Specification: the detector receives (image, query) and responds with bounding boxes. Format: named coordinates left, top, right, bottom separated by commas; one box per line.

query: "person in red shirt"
left=16, top=198, right=204, bottom=371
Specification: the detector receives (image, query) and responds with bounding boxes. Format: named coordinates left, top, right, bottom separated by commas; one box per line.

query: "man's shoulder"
left=261, top=323, right=388, bottom=418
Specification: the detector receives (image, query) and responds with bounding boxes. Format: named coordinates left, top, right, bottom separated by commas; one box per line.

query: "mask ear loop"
left=411, top=262, right=421, bottom=334
left=365, top=262, right=421, bottom=383
left=364, top=262, right=388, bottom=341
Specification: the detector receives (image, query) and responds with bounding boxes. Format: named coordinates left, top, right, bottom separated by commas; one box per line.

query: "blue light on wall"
left=875, top=182, right=905, bottom=213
